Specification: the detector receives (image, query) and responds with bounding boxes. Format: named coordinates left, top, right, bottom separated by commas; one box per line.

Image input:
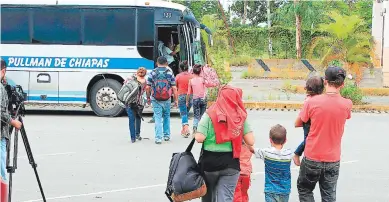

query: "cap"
left=325, top=66, right=346, bottom=82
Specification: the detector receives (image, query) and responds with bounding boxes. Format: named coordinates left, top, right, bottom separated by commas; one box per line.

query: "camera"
left=4, top=84, right=27, bottom=116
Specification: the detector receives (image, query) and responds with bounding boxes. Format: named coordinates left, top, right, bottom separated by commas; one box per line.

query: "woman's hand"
left=194, top=133, right=206, bottom=143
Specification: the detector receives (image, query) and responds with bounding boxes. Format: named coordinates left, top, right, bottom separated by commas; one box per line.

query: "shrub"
left=340, top=81, right=364, bottom=104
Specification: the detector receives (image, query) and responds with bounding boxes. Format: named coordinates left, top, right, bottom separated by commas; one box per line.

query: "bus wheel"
left=89, top=78, right=124, bottom=117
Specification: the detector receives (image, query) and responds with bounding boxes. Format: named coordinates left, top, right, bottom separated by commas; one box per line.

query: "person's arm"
left=252, top=148, right=265, bottom=160
left=186, top=80, right=192, bottom=106
left=169, top=73, right=178, bottom=105
left=145, top=72, right=153, bottom=103
left=298, top=100, right=311, bottom=125
left=194, top=114, right=210, bottom=143
left=242, top=118, right=255, bottom=146
left=295, top=116, right=303, bottom=128
left=1, top=88, right=21, bottom=129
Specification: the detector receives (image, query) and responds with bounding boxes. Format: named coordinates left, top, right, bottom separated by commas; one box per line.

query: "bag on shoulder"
left=165, top=138, right=207, bottom=202
left=152, top=69, right=172, bottom=101
left=190, top=64, right=220, bottom=87
left=117, top=75, right=141, bottom=107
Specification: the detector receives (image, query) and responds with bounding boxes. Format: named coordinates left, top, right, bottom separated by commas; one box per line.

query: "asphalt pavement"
left=8, top=110, right=389, bottom=202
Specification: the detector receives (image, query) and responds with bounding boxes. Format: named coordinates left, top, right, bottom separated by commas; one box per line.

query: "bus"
left=0, top=0, right=213, bottom=117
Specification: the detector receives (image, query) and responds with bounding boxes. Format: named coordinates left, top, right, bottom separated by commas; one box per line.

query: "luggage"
left=165, top=138, right=207, bottom=202
left=190, top=64, right=220, bottom=87
left=117, top=75, right=141, bottom=107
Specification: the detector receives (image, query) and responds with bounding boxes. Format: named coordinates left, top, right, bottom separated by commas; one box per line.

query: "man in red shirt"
left=295, top=66, right=352, bottom=202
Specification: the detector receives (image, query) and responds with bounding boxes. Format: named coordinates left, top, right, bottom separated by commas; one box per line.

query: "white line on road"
left=18, top=152, right=76, bottom=159
left=22, top=159, right=359, bottom=202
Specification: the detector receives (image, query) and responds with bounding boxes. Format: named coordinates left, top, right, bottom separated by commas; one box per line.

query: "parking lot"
left=9, top=110, right=389, bottom=202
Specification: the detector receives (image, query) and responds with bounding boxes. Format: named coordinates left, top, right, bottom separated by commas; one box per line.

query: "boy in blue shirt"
left=250, top=124, right=293, bottom=202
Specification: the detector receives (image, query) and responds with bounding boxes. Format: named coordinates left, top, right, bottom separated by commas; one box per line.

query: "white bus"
left=0, top=0, right=213, bottom=117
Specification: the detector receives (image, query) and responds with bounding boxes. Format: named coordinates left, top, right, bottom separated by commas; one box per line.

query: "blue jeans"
left=295, top=121, right=311, bottom=156
left=178, top=94, right=192, bottom=126
left=152, top=99, right=171, bottom=141
left=126, top=107, right=142, bottom=141
left=193, top=97, right=207, bottom=128
left=1, top=138, right=7, bottom=182
left=265, top=193, right=290, bottom=202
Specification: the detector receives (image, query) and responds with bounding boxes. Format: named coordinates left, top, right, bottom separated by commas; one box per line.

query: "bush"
left=340, top=81, right=364, bottom=104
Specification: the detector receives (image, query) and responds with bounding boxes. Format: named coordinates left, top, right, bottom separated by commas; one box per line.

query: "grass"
left=241, top=67, right=313, bottom=80
left=282, top=84, right=389, bottom=97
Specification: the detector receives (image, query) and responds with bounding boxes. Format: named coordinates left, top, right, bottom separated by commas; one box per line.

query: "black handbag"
left=165, top=138, right=207, bottom=202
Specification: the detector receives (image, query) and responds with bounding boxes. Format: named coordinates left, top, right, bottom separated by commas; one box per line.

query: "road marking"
left=17, top=152, right=76, bottom=159
left=252, top=159, right=359, bottom=175
left=22, top=184, right=166, bottom=202
left=22, top=160, right=359, bottom=202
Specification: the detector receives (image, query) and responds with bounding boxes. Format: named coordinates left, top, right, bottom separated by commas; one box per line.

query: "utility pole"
left=267, top=0, right=273, bottom=57
left=243, top=0, right=247, bottom=25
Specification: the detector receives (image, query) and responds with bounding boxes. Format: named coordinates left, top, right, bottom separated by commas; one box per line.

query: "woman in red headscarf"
left=194, top=85, right=255, bottom=202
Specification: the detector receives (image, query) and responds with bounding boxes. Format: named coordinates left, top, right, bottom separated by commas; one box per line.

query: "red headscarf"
left=207, top=85, right=247, bottom=158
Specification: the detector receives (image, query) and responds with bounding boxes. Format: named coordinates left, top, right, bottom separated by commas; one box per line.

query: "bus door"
left=180, top=23, right=193, bottom=68
left=28, top=71, right=59, bottom=103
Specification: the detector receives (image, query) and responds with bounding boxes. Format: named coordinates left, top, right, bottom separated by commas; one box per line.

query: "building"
left=372, top=0, right=389, bottom=87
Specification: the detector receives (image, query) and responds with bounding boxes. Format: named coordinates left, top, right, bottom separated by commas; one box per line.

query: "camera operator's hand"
left=11, top=119, right=22, bottom=129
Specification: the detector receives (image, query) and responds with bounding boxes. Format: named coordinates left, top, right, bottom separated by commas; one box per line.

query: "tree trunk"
left=294, top=0, right=302, bottom=59
left=243, top=0, right=247, bottom=25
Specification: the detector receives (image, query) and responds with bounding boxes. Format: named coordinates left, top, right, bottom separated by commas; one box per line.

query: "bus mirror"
left=208, top=34, right=213, bottom=47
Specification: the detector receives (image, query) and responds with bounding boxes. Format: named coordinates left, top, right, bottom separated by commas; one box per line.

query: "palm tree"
left=308, top=11, right=373, bottom=83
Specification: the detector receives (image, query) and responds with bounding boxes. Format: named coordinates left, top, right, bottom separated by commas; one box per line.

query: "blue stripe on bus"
left=27, top=90, right=86, bottom=96
left=28, top=96, right=87, bottom=102
left=1, top=56, right=155, bottom=69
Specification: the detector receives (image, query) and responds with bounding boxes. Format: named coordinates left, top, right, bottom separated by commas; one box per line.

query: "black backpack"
left=165, top=138, right=207, bottom=202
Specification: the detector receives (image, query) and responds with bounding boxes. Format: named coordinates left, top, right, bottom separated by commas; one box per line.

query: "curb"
left=208, top=101, right=389, bottom=113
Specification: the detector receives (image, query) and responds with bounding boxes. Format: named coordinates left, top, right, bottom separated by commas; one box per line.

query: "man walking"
left=295, top=66, right=353, bottom=202
left=146, top=56, right=178, bottom=144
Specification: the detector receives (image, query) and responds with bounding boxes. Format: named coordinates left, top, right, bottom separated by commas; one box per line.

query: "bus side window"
left=32, top=7, right=81, bottom=45
left=137, top=8, right=155, bottom=61
left=83, top=8, right=136, bottom=46
left=1, top=7, right=31, bottom=44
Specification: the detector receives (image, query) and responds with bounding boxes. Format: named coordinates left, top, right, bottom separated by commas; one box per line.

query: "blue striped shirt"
left=254, top=147, right=293, bottom=194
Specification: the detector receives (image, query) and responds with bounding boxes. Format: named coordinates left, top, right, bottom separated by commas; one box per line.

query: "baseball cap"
left=325, top=66, right=346, bottom=82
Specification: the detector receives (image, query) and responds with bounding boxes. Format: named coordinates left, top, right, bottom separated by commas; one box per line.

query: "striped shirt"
left=253, top=147, right=293, bottom=194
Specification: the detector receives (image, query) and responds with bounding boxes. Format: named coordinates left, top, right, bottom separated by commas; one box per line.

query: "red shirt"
left=175, top=72, right=193, bottom=95
left=299, top=94, right=352, bottom=162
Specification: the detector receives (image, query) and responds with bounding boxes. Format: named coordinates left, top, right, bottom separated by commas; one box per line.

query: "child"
left=293, top=76, right=324, bottom=166
left=187, top=64, right=208, bottom=134
left=175, top=61, right=193, bottom=137
left=233, top=141, right=253, bottom=202
left=251, top=124, right=293, bottom=202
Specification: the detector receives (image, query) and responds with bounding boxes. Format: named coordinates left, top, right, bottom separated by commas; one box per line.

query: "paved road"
left=8, top=111, right=389, bottom=202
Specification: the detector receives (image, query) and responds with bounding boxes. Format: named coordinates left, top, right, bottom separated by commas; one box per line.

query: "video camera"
left=4, top=84, right=27, bottom=116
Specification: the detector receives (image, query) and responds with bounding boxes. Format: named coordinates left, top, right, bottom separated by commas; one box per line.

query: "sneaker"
left=155, top=140, right=162, bottom=144
left=148, top=118, right=155, bottom=123
left=131, top=139, right=136, bottom=143
left=164, top=136, right=170, bottom=141
left=192, top=127, right=197, bottom=135
left=136, top=135, right=142, bottom=141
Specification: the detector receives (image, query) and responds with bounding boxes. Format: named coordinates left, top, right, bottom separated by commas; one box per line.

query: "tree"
left=230, top=1, right=283, bottom=26
left=172, top=0, right=219, bottom=20
left=308, top=11, right=373, bottom=83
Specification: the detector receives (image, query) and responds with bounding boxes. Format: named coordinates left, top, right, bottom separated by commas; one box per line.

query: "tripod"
left=5, top=107, right=46, bottom=202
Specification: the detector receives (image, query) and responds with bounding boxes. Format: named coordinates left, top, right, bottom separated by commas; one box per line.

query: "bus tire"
left=89, top=78, right=124, bottom=117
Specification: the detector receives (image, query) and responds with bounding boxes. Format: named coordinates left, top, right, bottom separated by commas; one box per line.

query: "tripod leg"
left=7, top=129, right=18, bottom=202
left=19, top=123, right=47, bottom=202
left=2, top=137, right=10, bottom=202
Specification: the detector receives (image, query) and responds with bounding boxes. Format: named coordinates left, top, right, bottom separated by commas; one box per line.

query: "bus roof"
left=0, top=0, right=187, bottom=11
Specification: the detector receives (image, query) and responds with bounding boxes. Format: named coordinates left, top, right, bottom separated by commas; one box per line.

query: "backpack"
left=117, top=75, right=141, bottom=108
left=190, top=64, right=220, bottom=87
left=152, top=68, right=172, bottom=101
left=165, top=138, right=207, bottom=202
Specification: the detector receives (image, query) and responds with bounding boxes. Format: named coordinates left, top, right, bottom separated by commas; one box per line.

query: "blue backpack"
left=152, top=68, right=172, bottom=101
